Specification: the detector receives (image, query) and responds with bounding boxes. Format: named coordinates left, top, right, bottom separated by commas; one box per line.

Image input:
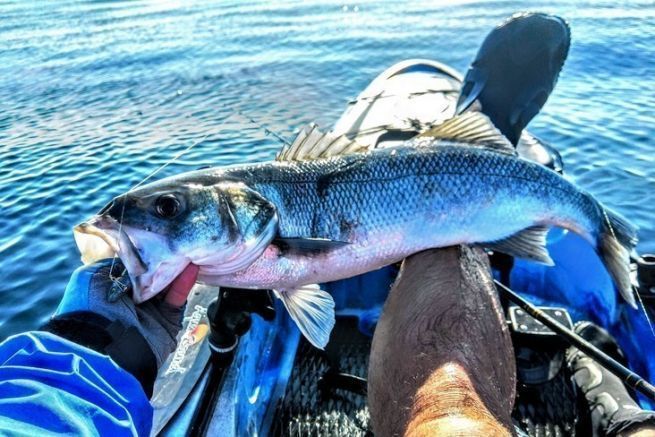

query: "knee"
left=404, top=363, right=513, bottom=437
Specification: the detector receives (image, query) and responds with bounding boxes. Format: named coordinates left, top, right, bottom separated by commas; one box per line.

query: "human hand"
left=55, top=258, right=199, bottom=366
left=43, top=259, right=198, bottom=396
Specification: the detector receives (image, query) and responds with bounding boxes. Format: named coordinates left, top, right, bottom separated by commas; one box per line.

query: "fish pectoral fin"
left=275, top=285, right=335, bottom=349
left=484, top=225, right=554, bottom=265
left=418, top=111, right=515, bottom=154
left=276, top=123, right=368, bottom=161
left=273, top=237, right=349, bottom=254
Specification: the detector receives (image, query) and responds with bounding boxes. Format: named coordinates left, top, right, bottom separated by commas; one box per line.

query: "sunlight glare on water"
left=0, top=0, right=653, bottom=338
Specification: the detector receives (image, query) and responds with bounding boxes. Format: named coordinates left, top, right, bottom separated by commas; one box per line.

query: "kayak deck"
left=271, top=314, right=581, bottom=436
left=271, top=317, right=371, bottom=435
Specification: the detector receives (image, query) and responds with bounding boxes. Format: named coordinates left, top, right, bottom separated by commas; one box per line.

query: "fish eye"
left=154, top=194, right=181, bottom=219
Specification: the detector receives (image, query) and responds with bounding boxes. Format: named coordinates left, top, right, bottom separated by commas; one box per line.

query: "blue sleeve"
left=0, top=331, right=152, bottom=436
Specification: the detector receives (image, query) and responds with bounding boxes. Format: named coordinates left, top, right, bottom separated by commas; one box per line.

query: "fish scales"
left=200, top=144, right=599, bottom=289
left=73, top=113, right=638, bottom=348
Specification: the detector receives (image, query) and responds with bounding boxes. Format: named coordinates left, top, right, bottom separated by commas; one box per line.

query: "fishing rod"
left=494, top=279, right=655, bottom=402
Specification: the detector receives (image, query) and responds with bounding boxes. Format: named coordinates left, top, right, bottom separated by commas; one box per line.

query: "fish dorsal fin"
left=275, top=284, right=335, bottom=349
left=419, top=112, right=515, bottom=154
left=277, top=123, right=368, bottom=161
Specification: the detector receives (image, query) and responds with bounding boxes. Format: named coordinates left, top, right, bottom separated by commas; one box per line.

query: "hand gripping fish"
left=73, top=112, right=638, bottom=349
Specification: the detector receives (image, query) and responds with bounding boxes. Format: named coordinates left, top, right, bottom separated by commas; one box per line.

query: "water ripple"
left=0, top=0, right=653, bottom=337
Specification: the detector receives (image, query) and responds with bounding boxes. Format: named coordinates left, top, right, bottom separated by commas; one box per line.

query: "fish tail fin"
left=598, top=206, right=638, bottom=307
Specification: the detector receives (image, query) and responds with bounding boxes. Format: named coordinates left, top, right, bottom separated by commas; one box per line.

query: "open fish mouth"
left=73, top=216, right=147, bottom=281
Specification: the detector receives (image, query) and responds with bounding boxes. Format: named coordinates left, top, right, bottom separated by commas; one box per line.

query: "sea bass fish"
left=73, top=112, right=637, bottom=348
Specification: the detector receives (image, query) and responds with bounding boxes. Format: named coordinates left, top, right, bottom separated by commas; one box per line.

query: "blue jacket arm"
left=0, top=331, right=152, bottom=436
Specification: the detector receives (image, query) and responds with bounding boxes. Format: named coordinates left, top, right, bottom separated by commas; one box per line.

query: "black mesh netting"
left=513, top=365, right=583, bottom=436
left=270, top=317, right=372, bottom=436
left=270, top=317, right=588, bottom=436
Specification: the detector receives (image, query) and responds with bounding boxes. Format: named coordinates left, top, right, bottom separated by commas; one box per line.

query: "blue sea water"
left=0, top=0, right=653, bottom=340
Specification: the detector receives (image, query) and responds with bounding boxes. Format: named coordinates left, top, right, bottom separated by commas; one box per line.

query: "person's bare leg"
left=368, top=246, right=516, bottom=436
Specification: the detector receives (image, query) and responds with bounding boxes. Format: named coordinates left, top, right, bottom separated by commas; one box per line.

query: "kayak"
left=149, top=60, right=655, bottom=436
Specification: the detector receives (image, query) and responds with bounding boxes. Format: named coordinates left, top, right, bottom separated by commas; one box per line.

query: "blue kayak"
left=150, top=60, right=655, bottom=436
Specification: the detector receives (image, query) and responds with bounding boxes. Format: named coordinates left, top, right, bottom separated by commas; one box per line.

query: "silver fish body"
left=74, top=113, right=637, bottom=348
left=197, top=144, right=602, bottom=289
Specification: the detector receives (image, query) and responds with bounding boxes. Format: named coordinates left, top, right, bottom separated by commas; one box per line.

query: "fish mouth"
left=73, top=216, right=147, bottom=282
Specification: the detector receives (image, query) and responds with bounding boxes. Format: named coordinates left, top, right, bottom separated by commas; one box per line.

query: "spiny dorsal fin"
left=277, top=123, right=368, bottom=161
left=418, top=112, right=515, bottom=154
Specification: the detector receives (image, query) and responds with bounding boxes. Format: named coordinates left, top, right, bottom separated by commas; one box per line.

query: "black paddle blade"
left=457, top=12, right=571, bottom=146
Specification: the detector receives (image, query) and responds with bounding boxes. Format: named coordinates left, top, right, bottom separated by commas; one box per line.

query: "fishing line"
left=106, top=97, right=293, bottom=286
left=108, top=197, right=128, bottom=285
left=129, top=132, right=211, bottom=192
left=215, top=100, right=292, bottom=148
left=233, top=108, right=291, bottom=147
left=635, top=280, right=655, bottom=338
left=109, top=133, right=209, bottom=285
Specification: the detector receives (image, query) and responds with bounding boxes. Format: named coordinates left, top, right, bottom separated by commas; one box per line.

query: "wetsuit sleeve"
left=0, top=331, right=152, bottom=436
